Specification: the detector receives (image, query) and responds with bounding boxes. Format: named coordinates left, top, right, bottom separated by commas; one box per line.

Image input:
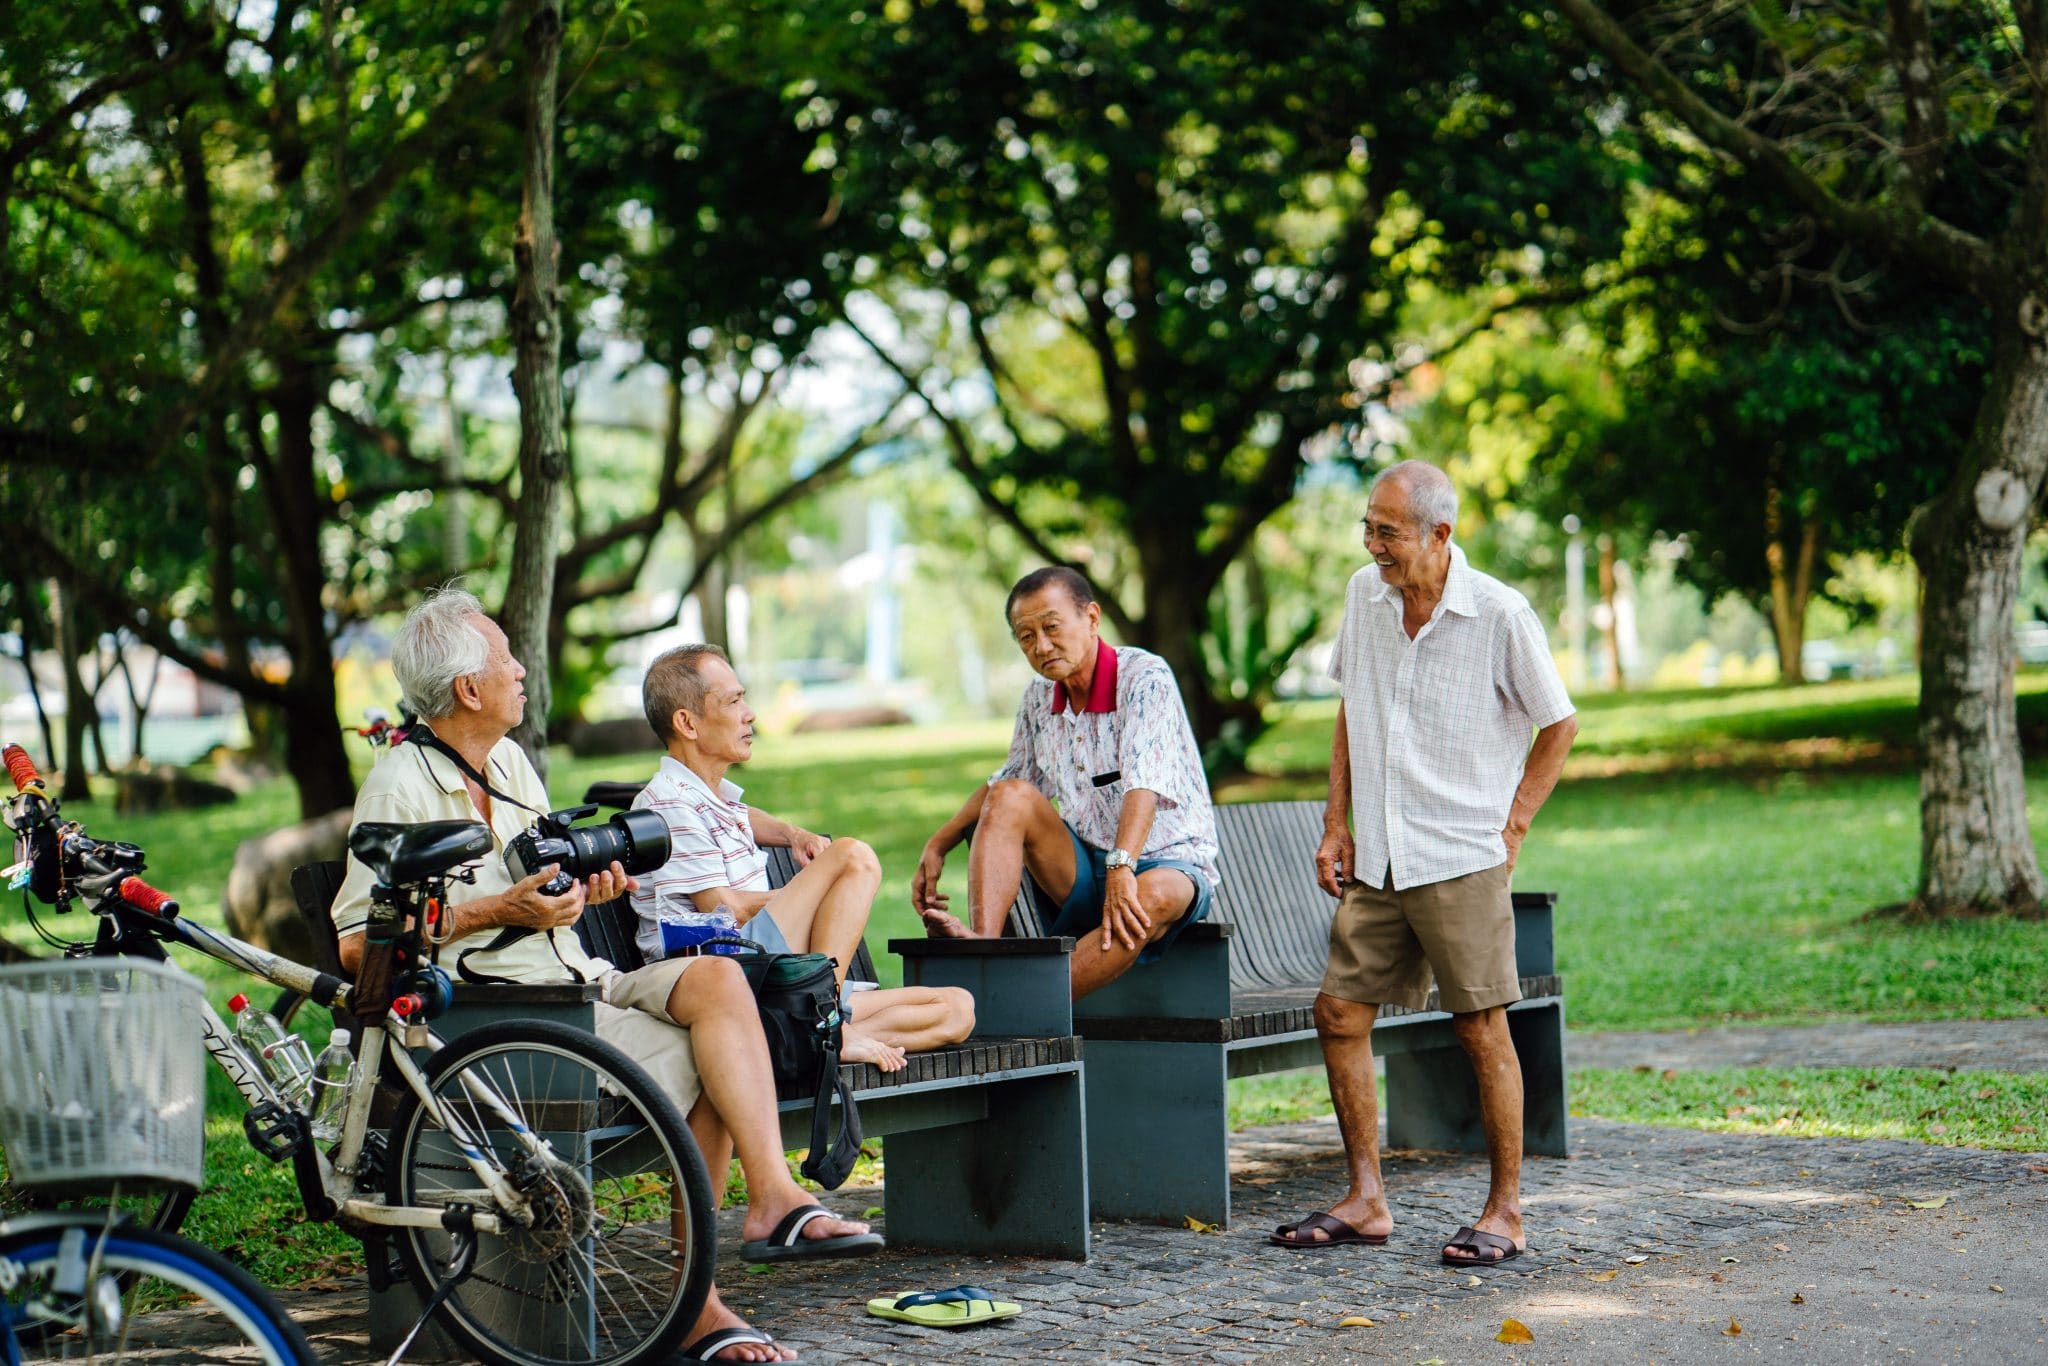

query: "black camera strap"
left=403, top=726, right=587, bottom=987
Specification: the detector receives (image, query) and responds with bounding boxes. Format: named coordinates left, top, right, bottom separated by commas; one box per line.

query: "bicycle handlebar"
left=118, top=875, right=180, bottom=920
left=4, top=742, right=43, bottom=793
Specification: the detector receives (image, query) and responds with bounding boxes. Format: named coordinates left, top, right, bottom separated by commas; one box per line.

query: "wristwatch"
left=1104, top=847, right=1135, bottom=873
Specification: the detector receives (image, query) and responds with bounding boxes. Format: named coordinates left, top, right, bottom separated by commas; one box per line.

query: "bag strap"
left=798, top=999, right=863, bottom=1189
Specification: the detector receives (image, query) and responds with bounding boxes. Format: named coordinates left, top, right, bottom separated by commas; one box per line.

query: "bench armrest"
left=1511, top=892, right=1556, bottom=977
left=889, top=936, right=1076, bottom=1037
left=1073, top=920, right=1234, bottom=1022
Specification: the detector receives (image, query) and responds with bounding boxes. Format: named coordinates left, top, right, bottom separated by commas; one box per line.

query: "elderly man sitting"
left=629, top=644, right=975, bottom=1072
left=330, top=587, right=876, bottom=1365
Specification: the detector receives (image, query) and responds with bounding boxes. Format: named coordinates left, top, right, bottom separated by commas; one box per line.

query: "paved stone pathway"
left=1569, top=1016, right=2048, bottom=1074
left=289, top=1114, right=2047, bottom=1364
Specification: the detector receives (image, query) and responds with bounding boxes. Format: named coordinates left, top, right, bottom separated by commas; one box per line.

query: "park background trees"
left=2, top=0, right=2042, bottom=917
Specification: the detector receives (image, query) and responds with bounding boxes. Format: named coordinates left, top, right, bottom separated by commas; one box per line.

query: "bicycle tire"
left=384, top=1019, right=713, bottom=1366
left=0, top=1220, right=316, bottom=1363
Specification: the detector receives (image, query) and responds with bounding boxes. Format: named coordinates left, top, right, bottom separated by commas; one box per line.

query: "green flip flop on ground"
left=865, top=1285, right=1022, bottom=1327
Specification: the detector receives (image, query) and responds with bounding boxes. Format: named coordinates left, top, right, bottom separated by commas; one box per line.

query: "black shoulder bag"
left=700, top=935, right=863, bottom=1189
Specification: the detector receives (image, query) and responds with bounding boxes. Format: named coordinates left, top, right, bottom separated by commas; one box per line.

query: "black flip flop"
left=739, top=1204, right=884, bottom=1263
left=1441, top=1224, right=1523, bottom=1267
left=1269, top=1211, right=1389, bottom=1249
left=680, top=1325, right=783, bottom=1361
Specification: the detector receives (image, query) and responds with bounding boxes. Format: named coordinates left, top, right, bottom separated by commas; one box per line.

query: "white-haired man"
left=1271, top=461, right=1577, bottom=1268
left=332, top=587, right=875, bottom=1364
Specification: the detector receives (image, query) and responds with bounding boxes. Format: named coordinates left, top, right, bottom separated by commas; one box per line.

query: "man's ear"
left=452, top=674, right=483, bottom=713
left=672, top=707, right=697, bottom=741
left=1085, top=600, right=1102, bottom=633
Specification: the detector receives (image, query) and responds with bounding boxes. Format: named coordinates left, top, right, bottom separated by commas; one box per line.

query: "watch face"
left=1106, top=849, right=1132, bottom=870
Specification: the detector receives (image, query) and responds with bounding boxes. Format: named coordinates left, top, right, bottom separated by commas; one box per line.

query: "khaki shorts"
left=594, top=959, right=704, bottom=1118
left=1321, top=862, right=1521, bottom=1014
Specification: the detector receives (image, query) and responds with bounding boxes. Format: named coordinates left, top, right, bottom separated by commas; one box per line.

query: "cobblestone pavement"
left=1569, top=1017, right=2048, bottom=1074
left=289, top=1116, right=2048, bottom=1364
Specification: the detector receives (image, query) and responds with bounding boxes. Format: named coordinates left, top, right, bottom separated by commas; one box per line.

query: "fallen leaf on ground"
left=2026, top=1164, right=2048, bottom=1174
left=1465, top=1275, right=1481, bottom=1287
left=1338, top=1316, right=1374, bottom=1327
left=863, top=1206, right=883, bottom=1219
left=1587, top=1269, right=1620, bottom=1282
left=1496, top=1318, right=1535, bottom=1344
left=1724, top=1319, right=1743, bottom=1337
left=1903, top=1195, right=1949, bottom=1210
left=1991, top=1285, right=2005, bottom=1294
left=1721, top=1256, right=1739, bottom=1263
left=1624, top=1254, right=1650, bottom=1265
left=1182, top=1215, right=1220, bottom=1233
left=1790, top=1294, right=1805, bottom=1304
left=1710, top=1272, right=1724, bottom=1283
left=1773, top=1243, right=1790, bottom=1252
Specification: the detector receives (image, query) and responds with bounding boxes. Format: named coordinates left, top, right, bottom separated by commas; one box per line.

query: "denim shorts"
left=1045, top=824, right=1213, bottom=964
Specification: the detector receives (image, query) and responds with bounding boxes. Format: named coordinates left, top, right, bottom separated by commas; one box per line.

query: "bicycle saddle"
left=350, top=820, right=493, bottom=886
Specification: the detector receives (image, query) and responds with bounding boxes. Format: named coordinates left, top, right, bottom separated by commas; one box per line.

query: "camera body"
left=504, top=804, right=671, bottom=896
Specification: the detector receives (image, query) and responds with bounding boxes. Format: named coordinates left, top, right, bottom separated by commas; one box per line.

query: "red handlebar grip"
left=118, top=877, right=180, bottom=919
left=392, top=994, right=424, bottom=1018
left=4, top=744, right=42, bottom=793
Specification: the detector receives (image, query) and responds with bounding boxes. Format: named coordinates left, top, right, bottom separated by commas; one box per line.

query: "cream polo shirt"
left=330, top=736, right=613, bottom=983
left=1329, top=543, right=1575, bottom=891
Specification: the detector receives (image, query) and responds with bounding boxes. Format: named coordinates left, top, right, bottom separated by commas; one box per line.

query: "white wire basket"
left=0, top=957, right=206, bottom=1193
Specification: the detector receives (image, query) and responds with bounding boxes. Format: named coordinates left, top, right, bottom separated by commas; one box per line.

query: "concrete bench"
left=993, top=799, right=1568, bottom=1229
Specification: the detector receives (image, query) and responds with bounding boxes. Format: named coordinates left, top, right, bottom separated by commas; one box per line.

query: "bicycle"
left=0, top=955, right=317, bottom=1363
left=0, top=744, right=716, bottom=1366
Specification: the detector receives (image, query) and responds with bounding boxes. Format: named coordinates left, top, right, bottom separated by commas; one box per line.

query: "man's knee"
left=668, top=956, right=751, bottom=1020
left=1314, top=991, right=1377, bottom=1040
left=826, top=836, right=881, bottom=881
left=983, top=778, right=1045, bottom=826
left=936, top=986, right=975, bottom=1039
left=1451, top=1005, right=1509, bottom=1053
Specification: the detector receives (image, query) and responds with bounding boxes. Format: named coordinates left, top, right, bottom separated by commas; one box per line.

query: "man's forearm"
left=1507, top=714, right=1578, bottom=836
left=1324, top=702, right=1353, bottom=833
left=749, top=807, right=803, bottom=847
left=1112, top=788, right=1159, bottom=856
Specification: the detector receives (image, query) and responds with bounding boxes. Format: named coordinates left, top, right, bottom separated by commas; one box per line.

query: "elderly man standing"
left=914, top=566, right=1219, bottom=998
left=331, top=588, right=877, bottom=1365
left=1271, top=462, right=1576, bottom=1267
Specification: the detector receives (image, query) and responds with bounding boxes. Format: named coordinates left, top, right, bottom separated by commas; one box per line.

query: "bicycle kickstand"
left=383, top=1206, right=479, bottom=1366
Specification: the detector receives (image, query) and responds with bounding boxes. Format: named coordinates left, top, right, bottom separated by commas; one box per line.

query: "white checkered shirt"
left=629, top=756, right=769, bottom=963
left=992, top=646, right=1220, bottom=887
left=1329, top=543, right=1575, bottom=890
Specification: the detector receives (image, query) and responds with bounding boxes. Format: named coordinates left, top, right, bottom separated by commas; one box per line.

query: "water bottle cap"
left=228, top=993, right=250, bottom=1013
left=331, top=1029, right=352, bottom=1046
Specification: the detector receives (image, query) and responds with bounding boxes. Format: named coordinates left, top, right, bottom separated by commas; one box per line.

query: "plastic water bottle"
left=306, top=1029, right=357, bottom=1143
left=657, top=895, right=742, bottom=957
left=227, top=993, right=314, bottom=1104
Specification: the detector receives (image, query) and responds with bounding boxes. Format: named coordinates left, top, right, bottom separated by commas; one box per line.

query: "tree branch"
left=1884, top=0, right=1950, bottom=202
left=1551, top=0, right=2000, bottom=299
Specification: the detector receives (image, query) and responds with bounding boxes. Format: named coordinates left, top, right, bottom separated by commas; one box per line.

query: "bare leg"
left=1069, top=868, right=1195, bottom=998
left=662, top=957, right=871, bottom=1247
left=921, top=779, right=1078, bottom=939
left=1274, top=993, right=1394, bottom=1245
left=681, top=1105, right=788, bottom=1360
left=759, top=838, right=880, bottom=985
left=1443, top=1006, right=1525, bottom=1261
left=845, top=986, right=976, bottom=1053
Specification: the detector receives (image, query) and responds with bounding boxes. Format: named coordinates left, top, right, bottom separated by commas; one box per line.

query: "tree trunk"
left=1597, top=533, right=1623, bottom=691
left=51, top=575, right=91, bottom=801
left=1764, top=485, right=1820, bottom=684
left=9, top=639, right=58, bottom=774
left=501, top=0, right=566, bottom=779
left=1907, top=327, right=2048, bottom=919
left=117, top=643, right=162, bottom=769
left=279, top=675, right=358, bottom=818
left=1130, top=526, right=1252, bottom=774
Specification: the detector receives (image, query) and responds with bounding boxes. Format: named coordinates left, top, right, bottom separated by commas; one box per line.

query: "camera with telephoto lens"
left=504, top=804, right=671, bottom=896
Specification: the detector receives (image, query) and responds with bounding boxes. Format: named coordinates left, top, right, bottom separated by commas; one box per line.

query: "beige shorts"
left=593, top=959, right=704, bottom=1118
left=1321, top=861, right=1521, bottom=1014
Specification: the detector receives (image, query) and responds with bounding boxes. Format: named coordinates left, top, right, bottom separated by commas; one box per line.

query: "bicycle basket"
left=0, top=957, right=206, bottom=1193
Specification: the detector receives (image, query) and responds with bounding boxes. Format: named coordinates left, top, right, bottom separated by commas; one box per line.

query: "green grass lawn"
left=9, top=675, right=2048, bottom=1285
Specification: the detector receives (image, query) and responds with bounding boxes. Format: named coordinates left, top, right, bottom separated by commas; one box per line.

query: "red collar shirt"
left=992, top=641, right=1220, bottom=888
left=1329, top=543, right=1576, bottom=891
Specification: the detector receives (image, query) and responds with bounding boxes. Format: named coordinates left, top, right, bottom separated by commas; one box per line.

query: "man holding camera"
left=331, top=588, right=875, bottom=1365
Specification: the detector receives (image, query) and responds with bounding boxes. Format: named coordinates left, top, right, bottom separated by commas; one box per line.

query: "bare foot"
left=918, top=906, right=980, bottom=939
left=1442, top=1205, right=1524, bottom=1264
left=685, top=1290, right=795, bottom=1362
left=840, top=1026, right=908, bottom=1073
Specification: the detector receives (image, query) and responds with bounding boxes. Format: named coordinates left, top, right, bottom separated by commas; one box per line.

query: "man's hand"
left=1502, top=824, right=1528, bottom=874
left=1314, top=826, right=1354, bottom=897
left=787, top=827, right=830, bottom=866
left=910, top=841, right=949, bottom=914
left=1100, top=866, right=1151, bottom=952
left=500, top=866, right=588, bottom=930
left=582, top=859, right=636, bottom=906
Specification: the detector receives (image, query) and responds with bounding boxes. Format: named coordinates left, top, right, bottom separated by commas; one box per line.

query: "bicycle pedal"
left=242, top=1099, right=308, bottom=1162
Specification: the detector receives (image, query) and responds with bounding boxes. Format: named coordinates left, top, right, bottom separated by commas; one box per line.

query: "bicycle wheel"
left=0, top=1175, right=194, bottom=1239
left=384, top=1019, right=713, bottom=1366
left=0, top=1220, right=316, bottom=1363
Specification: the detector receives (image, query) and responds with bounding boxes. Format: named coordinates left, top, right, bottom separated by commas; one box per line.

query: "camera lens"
left=562, top=808, right=671, bottom=879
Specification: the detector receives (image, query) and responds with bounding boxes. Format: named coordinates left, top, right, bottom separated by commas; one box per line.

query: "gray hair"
left=643, top=644, right=730, bottom=743
left=1370, top=460, right=1459, bottom=536
left=393, top=586, right=490, bottom=721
